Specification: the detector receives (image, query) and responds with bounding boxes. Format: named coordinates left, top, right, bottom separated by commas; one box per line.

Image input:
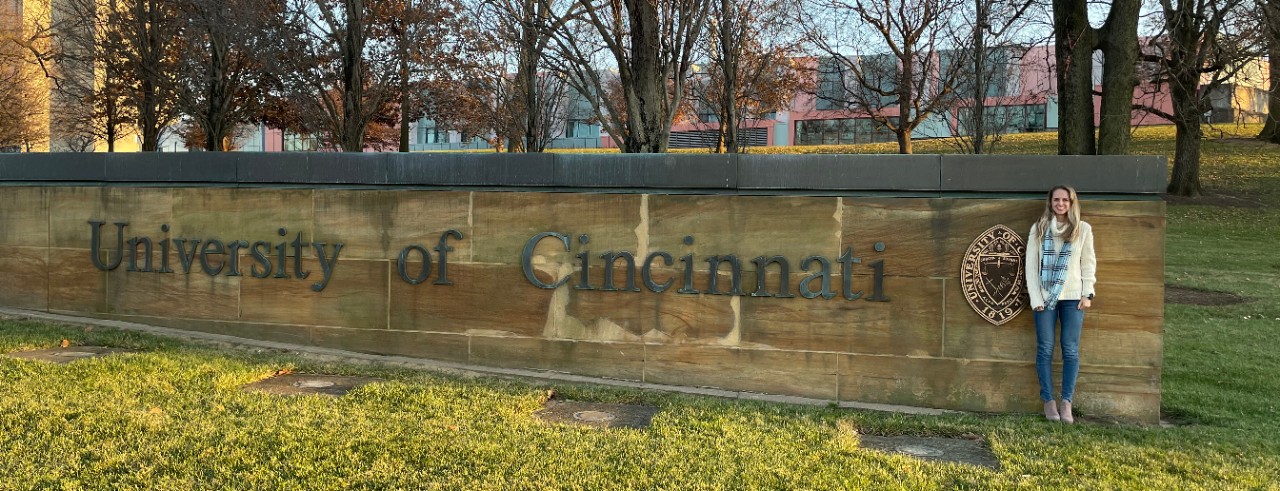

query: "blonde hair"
left=1036, top=185, right=1081, bottom=242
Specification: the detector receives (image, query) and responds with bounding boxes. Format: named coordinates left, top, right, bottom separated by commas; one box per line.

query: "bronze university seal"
left=961, top=224, right=1027, bottom=325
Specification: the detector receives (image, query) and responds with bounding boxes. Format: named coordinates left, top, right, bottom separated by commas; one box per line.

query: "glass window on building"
left=795, top=118, right=894, bottom=146
left=816, top=57, right=852, bottom=111
left=850, top=118, right=874, bottom=144
left=940, top=46, right=1024, bottom=100
left=822, top=119, right=839, bottom=145
left=565, top=119, right=596, bottom=138
left=839, top=118, right=856, bottom=143
left=419, top=123, right=447, bottom=144
left=795, top=120, right=817, bottom=145
left=283, top=132, right=320, bottom=151
left=858, top=53, right=898, bottom=106
left=1026, top=104, right=1047, bottom=131
left=957, top=104, right=1047, bottom=135
left=984, top=47, right=1020, bottom=98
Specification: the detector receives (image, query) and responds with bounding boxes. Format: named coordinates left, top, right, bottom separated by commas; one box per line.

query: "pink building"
left=226, top=44, right=1269, bottom=152
left=659, top=44, right=1269, bottom=149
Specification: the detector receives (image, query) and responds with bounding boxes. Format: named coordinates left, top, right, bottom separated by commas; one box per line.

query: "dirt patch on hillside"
left=1165, top=285, right=1250, bottom=306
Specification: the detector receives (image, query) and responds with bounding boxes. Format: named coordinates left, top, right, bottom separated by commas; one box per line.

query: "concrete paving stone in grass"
left=534, top=400, right=660, bottom=429
left=242, top=373, right=382, bottom=397
left=5, top=346, right=134, bottom=364
left=858, top=435, right=1000, bottom=469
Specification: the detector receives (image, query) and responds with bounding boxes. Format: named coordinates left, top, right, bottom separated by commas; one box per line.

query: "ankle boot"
left=1060, top=400, right=1074, bottom=424
left=1044, top=400, right=1060, bottom=421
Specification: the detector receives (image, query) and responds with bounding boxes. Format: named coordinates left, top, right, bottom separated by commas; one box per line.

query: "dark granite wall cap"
left=738, top=154, right=941, bottom=191
left=302, top=152, right=389, bottom=184
left=553, top=153, right=646, bottom=187
left=0, top=153, right=107, bottom=181
left=940, top=155, right=1167, bottom=193
left=236, top=152, right=314, bottom=183
left=2, top=152, right=1168, bottom=195
left=641, top=154, right=737, bottom=189
left=550, top=153, right=738, bottom=189
left=387, top=152, right=555, bottom=186
left=107, top=152, right=239, bottom=183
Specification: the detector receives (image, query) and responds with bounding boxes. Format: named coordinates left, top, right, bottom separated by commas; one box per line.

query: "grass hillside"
left=2, top=126, right=1278, bottom=489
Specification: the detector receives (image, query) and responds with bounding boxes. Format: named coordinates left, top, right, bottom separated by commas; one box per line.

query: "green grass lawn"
left=3, top=126, right=1279, bottom=490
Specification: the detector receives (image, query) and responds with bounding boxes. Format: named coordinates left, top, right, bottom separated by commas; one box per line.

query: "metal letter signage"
left=961, top=224, right=1027, bottom=325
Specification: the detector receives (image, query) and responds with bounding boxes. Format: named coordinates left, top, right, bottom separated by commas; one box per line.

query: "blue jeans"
left=1035, top=300, right=1083, bottom=403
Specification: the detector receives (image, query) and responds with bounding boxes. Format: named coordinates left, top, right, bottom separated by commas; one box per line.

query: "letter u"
left=88, top=221, right=126, bottom=271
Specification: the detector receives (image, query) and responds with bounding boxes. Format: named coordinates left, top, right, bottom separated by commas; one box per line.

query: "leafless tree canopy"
left=1138, top=0, right=1262, bottom=196
left=1, top=8, right=50, bottom=151
left=264, top=0, right=472, bottom=151
left=803, top=0, right=971, bottom=154
left=454, top=0, right=577, bottom=152
left=48, top=0, right=138, bottom=151
left=689, top=0, right=808, bottom=153
left=3, top=0, right=1260, bottom=189
left=949, top=0, right=1044, bottom=154
left=547, top=0, right=711, bottom=153
left=171, top=0, right=279, bottom=151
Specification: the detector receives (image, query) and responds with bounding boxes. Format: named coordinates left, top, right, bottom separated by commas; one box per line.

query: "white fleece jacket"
left=1025, top=218, right=1097, bottom=310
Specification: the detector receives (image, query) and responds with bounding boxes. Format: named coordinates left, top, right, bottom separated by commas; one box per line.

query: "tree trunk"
left=204, top=113, right=229, bottom=151
left=1167, top=119, right=1203, bottom=196
left=521, top=1, right=542, bottom=153
left=341, top=0, right=367, bottom=152
left=399, top=90, right=410, bottom=152
left=1259, top=0, right=1280, bottom=143
left=1163, top=1, right=1205, bottom=196
left=723, top=109, right=739, bottom=153
left=718, top=83, right=739, bottom=153
left=896, top=48, right=914, bottom=154
left=717, top=0, right=739, bottom=154
left=720, top=56, right=739, bottom=153
left=141, top=77, right=159, bottom=151
left=1096, top=0, right=1140, bottom=155
left=204, top=32, right=229, bottom=151
left=896, top=125, right=913, bottom=154
left=1053, top=0, right=1097, bottom=155
left=623, top=0, right=665, bottom=153
left=106, top=96, right=117, bottom=152
left=137, top=0, right=168, bottom=151
left=971, top=0, right=987, bottom=154
left=1260, top=45, right=1280, bottom=142
left=398, top=26, right=410, bottom=153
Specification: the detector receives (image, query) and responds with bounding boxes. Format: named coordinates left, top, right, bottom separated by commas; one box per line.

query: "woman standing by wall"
left=1026, top=185, right=1097, bottom=423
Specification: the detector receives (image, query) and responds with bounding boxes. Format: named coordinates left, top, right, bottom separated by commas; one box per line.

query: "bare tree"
left=1256, top=0, right=1280, bottom=143
left=171, top=0, right=279, bottom=151
left=46, top=0, right=183, bottom=151
left=1137, top=0, right=1261, bottom=196
left=100, top=0, right=185, bottom=151
left=959, top=0, right=1040, bottom=154
left=804, top=0, right=970, bottom=154
left=45, top=0, right=135, bottom=151
left=466, top=0, right=579, bottom=152
left=387, top=0, right=474, bottom=152
left=268, top=0, right=470, bottom=152
left=270, top=0, right=393, bottom=151
left=1052, top=0, right=1141, bottom=155
left=690, top=0, right=808, bottom=153
left=547, top=0, right=710, bottom=153
left=1, top=6, right=50, bottom=151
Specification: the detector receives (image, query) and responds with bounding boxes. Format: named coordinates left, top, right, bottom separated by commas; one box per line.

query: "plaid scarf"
left=1039, top=220, right=1073, bottom=310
